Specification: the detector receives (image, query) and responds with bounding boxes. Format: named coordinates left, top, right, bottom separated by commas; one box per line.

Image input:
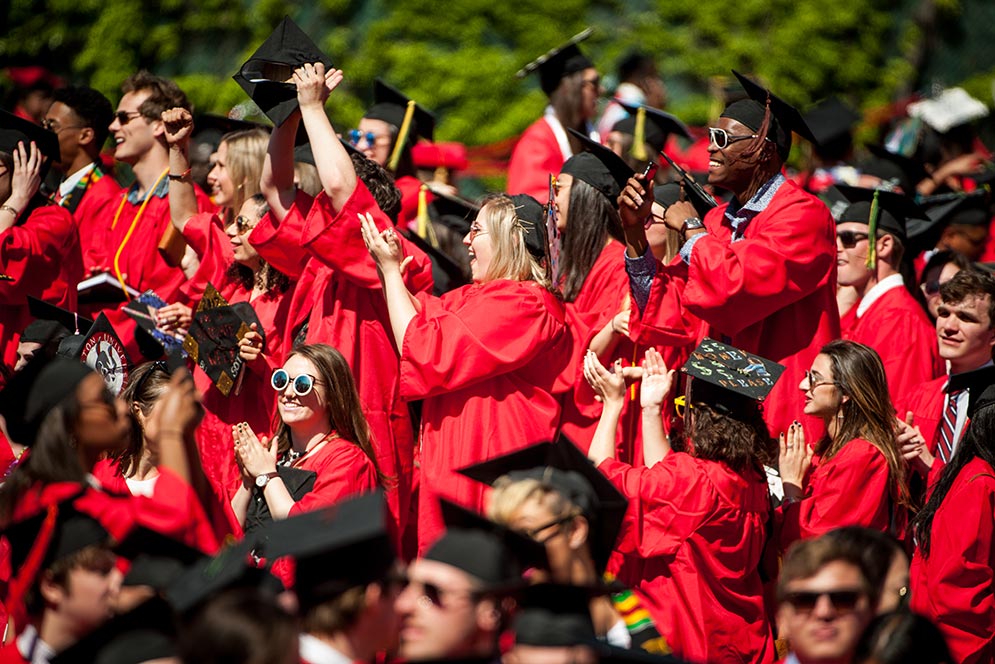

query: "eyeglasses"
left=41, top=119, right=84, bottom=133
left=644, top=210, right=667, bottom=230
left=921, top=279, right=941, bottom=296
left=804, top=370, right=836, bottom=390
left=467, top=223, right=489, bottom=242
left=402, top=577, right=480, bottom=609
left=271, top=369, right=323, bottom=397
left=522, top=514, right=576, bottom=542
left=784, top=589, right=865, bottom=614
left=348, top=129, right=388, bottom=148
left=582, top=76, right=601, bottom=90
left=114, top=110, right=144, bottom=126
left=234, top=215, right=257, bottom=234
left=674, top=395, right=695, bottom=418
left=836, top=230, right=871, bottom=249
left=708, top=127, right=762, bottom=150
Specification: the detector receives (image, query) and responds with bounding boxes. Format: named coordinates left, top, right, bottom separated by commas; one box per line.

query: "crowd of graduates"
left=1, top=19, right=995, bottom=664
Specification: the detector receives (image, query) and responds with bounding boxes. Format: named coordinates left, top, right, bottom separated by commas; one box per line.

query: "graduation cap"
left=425, top=499, right=548, bottom=592
left=0, top=109, right=60, bottom=167
left=457, top=437, right=627, bottom=575
left=193, top=113, right=271, bottom=138
left=77, top=312, right=132, bottom=395
left=563, top=127, right=633, bottom=207
left=613, top=102, right=692, bottom=158
left=907, top=87, right=989, bottom=134
left=115, top=527, right=206, bottom=590
left=682, top=338, right=785, bottom=405
left=165, top=538, right=283, bottom=615
left=721, top=71, right=818, bottom=161
left=803, top=97, right=861, bottom=147
left=514, top=583, right=598, bottom=647
left=429, top=188, right=480, bottom=237
left=653, top=181, right=715, bottom=220
left=924, top=190, right=991, bottom=228
left=509, top=193, right=549, bottom=260
left=364, top=79, right=436, bottom=172
left=517, top=28, right=595, bottom=95
left=404, top=227, right=470, bottom=295
left=0, top=355, right=94, bottom=447
left=49, top=597, right=178, bottom=664
left=27, top=296, right=93, bottom=336
left=859, top=145, right=926, bottom=195
left=182, top=283, right=263, bottom=397
left=251, top=492, right=396, bottom=610
left=233, top=16, right=333, bottom=126
left=832, top=184, right=928, bottom=245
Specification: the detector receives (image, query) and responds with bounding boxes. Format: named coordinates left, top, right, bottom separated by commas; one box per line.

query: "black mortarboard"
left=429, top=189, right=479, bottom=237
left=27, top=296, right=93, bottom=336
left=365, top=79, right=436, bottom=144
left=517, top=29, right=595, bottom=96
left=514, top=583, right=598, bottom=646
left=1, top=356, right=94, bottom=447
left=833, top=184, right=928, bottom=244
left=803, top=97, right=861, bottom=147
left=653, top=182, right=716, bottom=220
left=165, top=538, right=283, bottom=615
left=115, top=527, right=206, bottom=590
left=250, top=493, right=396, bottom=610
left=405, top=227, right=470, bottom=296
left=721, top=71, right=818, bottom=161
left=859, top=145, right=926, bottom=195
left=683, top=338, right=785, bottom=404
left=77, top=313, right=131, bottom=395
left=425, top=499, right=547, bottom=591
left=457, top=437, right=627, bottom=575
left=19, top=319, right=69, bottom=346
left=563, top=128, right=633, bottom=208
left=3, top=499, right=109, bottom=573
left=0, top=109, right=60, bottom=166
left=49, top=597, right=178, bottom=664
left=923, top=191, right=991, bottom=228
left=613, top=102, right=693, bottom=154
left=508, top=193, right=549, bottom=260
left=183, top=284, right=263, bottom=397
left=233, top=16, right=333, bottom=126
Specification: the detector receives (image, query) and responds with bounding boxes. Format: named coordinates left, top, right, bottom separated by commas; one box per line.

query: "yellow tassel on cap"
left=865, top=189, right=880, bottom=270
left=388, top=100, right=416, bottom=173
left=415, top=185, right=439, bottom=248
left=631, top=107, right=648, bottom=162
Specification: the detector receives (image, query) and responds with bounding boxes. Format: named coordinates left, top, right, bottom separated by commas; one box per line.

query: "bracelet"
left=168, top=168, right=192, bottom=181
left=0, top=204, right=20, bottom=218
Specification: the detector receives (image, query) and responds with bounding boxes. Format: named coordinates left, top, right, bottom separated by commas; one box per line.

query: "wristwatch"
left=680, top=216, right=704, bottom=240
left=255, top=471, right=280, bottom=489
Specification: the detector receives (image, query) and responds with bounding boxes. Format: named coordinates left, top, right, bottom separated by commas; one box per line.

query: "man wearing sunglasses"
left=776, top=535, right=878, bottom=664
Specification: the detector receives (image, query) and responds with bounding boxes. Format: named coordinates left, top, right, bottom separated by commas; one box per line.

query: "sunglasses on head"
left=114, top=110, right=144, bottom=126
left=271, top=369, right=322, bottom=396
left=922, top=279, right=942, bottom=296
left=784, top=589, right=865, bottom=613
left=836, top=230, right=871, bottom=248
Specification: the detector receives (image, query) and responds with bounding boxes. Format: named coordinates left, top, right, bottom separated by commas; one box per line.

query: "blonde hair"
left=477, top=194, right=553, bottom=289
left=222, top=128, right=269, bottom=218
left=488, top=476, right=581, bottom=525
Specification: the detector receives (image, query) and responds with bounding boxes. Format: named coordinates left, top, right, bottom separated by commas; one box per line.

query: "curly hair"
left=121, top=70, right=190, bottom=119
left=687, top=397, right=775, bottom=472
left=52, top=85, right=114, bottom=151
left=351, top=153, right=401, bottom=223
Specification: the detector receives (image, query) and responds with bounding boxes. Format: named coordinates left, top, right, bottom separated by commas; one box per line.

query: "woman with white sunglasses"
left=228, top=343, right=382, bottom=532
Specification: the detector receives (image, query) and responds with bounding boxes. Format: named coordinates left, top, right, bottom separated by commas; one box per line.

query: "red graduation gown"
left=395, top=174, right=429, bottom=231
left=778, top=439, right=894, bottom=550
left=72, top=173, right=123, bottom=275
left=897, top=375, right=947, bottom=458
left=0, top=204, right=82, bottom=368
left=286, top=437, right=378, bottom=517
left=507, top=117, right=565, bottom=202
left=400, top=279, right=572, bottom=551
left=0, top=644, right=26, bottom=664
left=843, top=284, right=943, bottom=405
left=598, top=453, right=775, bottom=664
left=662, top=179, right=840, bottom=439
left=248, top=181, right=434, bottom=540
left=910, top=457, right=995, bottom=664
left=178, top=212, right=296, bottom=495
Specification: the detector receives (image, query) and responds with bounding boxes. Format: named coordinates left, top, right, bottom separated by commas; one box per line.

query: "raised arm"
left=161, top=108, right=198, bottom=234
left=294, top=63, right=357, bottom=212
left=361, top=212, right=418, bottom=347
left=639, top=347, right=675, bottom=467
left=0, top=141, right=42, bottom=234
left=260, top=109, right=301, bottom=224
left=583, top=351, right=627, bottom=467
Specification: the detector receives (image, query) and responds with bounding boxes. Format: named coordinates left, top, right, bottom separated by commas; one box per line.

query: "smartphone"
left=642, top=160, right=658, bottom=181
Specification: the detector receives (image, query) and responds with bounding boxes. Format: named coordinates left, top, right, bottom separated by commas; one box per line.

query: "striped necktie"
left=937, top=388, right=964, bottom=463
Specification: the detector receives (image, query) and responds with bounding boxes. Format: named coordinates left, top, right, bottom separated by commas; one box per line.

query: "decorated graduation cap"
left=517, top=28, right=595, bottom=96
left=682, top=338, right=785, bottom=412
left=613, top=102, right=692, bottom=160
left=364, top=79, right=436, bottom=171
left=721, top=71, right=818, bottom=161
left=77, top=312, right=132, bottom=395
left=803, top=96, right=861, bottom=148
left=508, top=193, right=549, bottom=260
left=425, top=499, right=548, bottom=592
left=457, top=436, right=627, bottom=575
left=907, top=87, right=989, bottom=134
left=0, top=109, right=60, bottom=170
left=653, top=181, right=716, bottom=220
left=115, top=527, right=206, bottom=591
left=49, top=597, right=178, bottom=664
left=183, top=283, right=263, bottom=397
left=233, top=16, right=333, bottom=126
left=563, top=127, right=633, bottom=207
left=0, top=355, right=94, bottom=447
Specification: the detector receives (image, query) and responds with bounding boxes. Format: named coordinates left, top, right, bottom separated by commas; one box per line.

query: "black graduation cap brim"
left=652, top=180, right=715, bottom=220
left=364, top=79, right=436, bottom=143
left=517, top=28, right=595, bottom=95
left=429, top=189, right=479, bottom=236
left=862, top=145, right=926, bottom=194
left=27, top=296, right=94, bottom=335
left=115, top=526, right=205, bottom=589
left=514, top=583, right=598, bottom=647
left=233, top=16, right=332, bottom=126
left=457, top=436, right=627, bottom=575
left=193, top=114, right=271, bottom=139
left=729, top=71, right=818, bottom=145
left=164, top=538, right=283, bottom=614
left=564, top=127, right=634, bottom=205
left=682, top=337, right=785, bottom=402
left=616, top=102, right=693, bottom=142
left=429, top=499, right=548, bottom=589
left=832, top=184, right=928, bottom=240
left=3, top=499, right=109, bottom=572
left=0, top=109, right=60, bottom=164
left=404, top=228, right=470, bottom=295
left=923, top=191, right=991, bottom=228
left=3, top=356, right=94, bottom=447
left=803, top=97, right=861, bottom=146
left=49, top=597, right=178, bottom=664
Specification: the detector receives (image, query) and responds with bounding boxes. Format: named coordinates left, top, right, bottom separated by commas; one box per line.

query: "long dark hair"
left=818, top=340, right=909, bottom=508
left=912, top=401, right=995, bottom=556
left=272, top=344, right=388, bottom=486
left=559, top=178, right=623, bottom=302
left=110, top=361, right=170, bottom=477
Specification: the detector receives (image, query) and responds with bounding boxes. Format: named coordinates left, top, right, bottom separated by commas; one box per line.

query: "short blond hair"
left=221, top=128, right=269, bottom=216
left=477, top=194, right=552, bottom=289
left=488, top=476, right=581, bottom=526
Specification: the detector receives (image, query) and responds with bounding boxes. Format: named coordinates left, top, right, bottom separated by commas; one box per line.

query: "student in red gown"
left=229, top=344, right=380, bottom=529
left=779, top=340, right=909, bottom=550
left=251, top=64, right=434, bottom=546
left=363, top=192, right=571, bottom=552
left=910, top=384, right=995, bottom=664
left=620, top=71, right=839, bottom=441
left=157, top=107, right=291, bottom=495
left=508, top=35, right=602, bottom=202
left=834, top=186, right=943, bottom=404
left=0, top=115, right=82, bottom=371
left=584, top=343, right=776, bottom=664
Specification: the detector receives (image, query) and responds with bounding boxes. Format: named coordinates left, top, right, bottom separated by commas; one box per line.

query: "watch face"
left=255, top=474, right=268, bottom=488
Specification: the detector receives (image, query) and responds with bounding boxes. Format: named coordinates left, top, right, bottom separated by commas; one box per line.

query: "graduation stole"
left=55, top=163, right=104, bottom=214
left=110, top=168, right=170, bottom=299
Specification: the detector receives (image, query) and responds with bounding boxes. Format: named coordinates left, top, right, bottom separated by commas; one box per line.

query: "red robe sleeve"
left=0, top=205, right=77, bottom=304
left=400, top=281, right=567, bottom=399
left=684, top=190, right=836, bottom=336
left=287, top=441, right=378, bottom=516
left=178, top=211, right=233, bottom=302
left=778, top=439, right=892, bottom=549
left=630, top=258, right=705, bottom=349
left=507, top=118, right=566, bottom=202
left=247, top=190, right=314, bottom=280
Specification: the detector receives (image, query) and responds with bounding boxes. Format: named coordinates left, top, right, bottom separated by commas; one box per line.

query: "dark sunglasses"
left=922, top=279, right=941, bottom=296
left=784, top=589, right=865, bottom=613
left=522, top=514, right=576, bottom=541
left=836, top=230, right=870, bottom=249
left=271, top=369, right=322, bottom=397
left=402, top=577, right=479, bottom=608
left=234, top=215, right=257, bottom=234
left=114, top=110, right=144, bottom=125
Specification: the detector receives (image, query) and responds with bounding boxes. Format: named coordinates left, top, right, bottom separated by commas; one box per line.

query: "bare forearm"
left=168, top=146, right=197, bottom=233
left=382, top=268, right=419, bottom=350
left=230, top=484, right=251, bottom=526
left=588, top=400, right=624, bottom=467
left=589, top=319, right=623, bottom=359
left=299, top=104, right=356, bottom=210
left=262, top=478, right=296, bottom=520
left=641, top=406, right=671, bottom=466
left=261, top=114, right=301, bottom=222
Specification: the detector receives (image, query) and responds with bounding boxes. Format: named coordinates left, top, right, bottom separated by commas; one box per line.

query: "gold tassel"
left=866, top=189, right=880, bottom=270
left=631, top=107, right=648, bottom=162
left=388, top=100, right=416, bottom=173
